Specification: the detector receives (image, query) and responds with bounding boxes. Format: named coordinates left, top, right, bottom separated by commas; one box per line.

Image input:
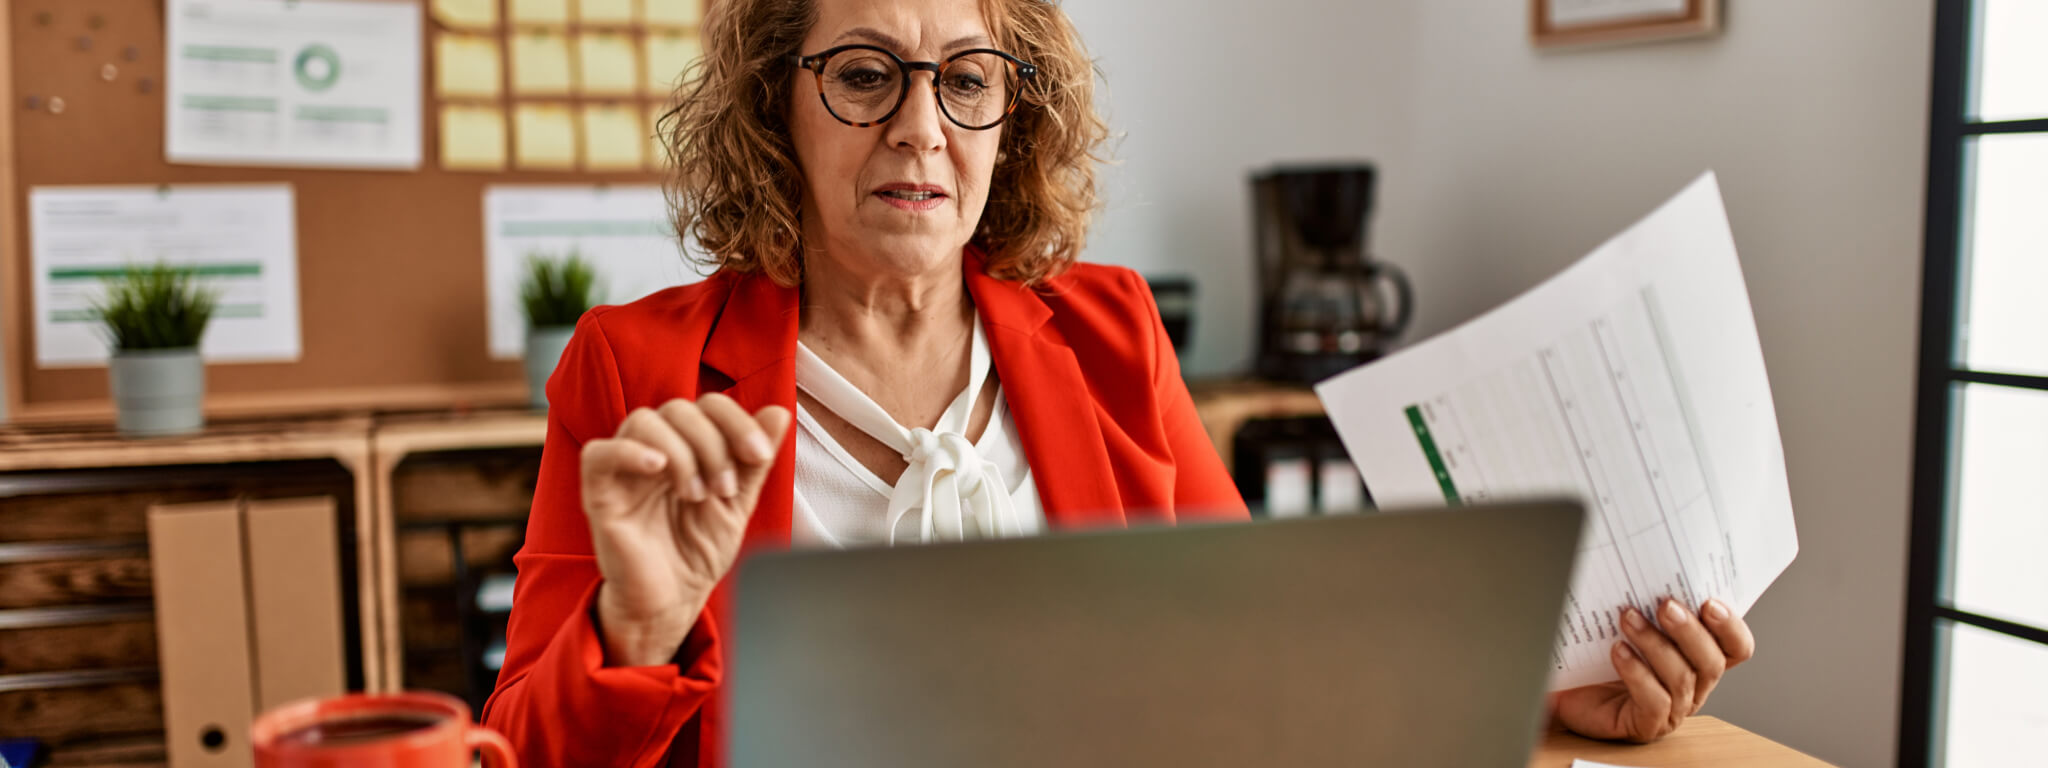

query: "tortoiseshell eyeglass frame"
left=789, top=44, right=1038, bottom=131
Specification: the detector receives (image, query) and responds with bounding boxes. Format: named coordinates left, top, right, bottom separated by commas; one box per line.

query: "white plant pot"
left=109, top=347, right=205, bottom=437
left=525, top=326, right=577, bottom=411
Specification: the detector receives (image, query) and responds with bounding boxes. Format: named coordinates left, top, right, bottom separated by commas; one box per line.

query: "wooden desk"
left=1186, top=378, right=1327, bottom=474
left=1530, top=717, right=1834, bottom=767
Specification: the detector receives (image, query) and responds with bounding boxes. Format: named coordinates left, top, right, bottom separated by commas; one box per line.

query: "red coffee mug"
left=251, top=691, right=515, bottom=768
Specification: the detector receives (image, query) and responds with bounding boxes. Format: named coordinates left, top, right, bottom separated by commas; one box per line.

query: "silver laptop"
left=731, top=500, right=1583, bottom=767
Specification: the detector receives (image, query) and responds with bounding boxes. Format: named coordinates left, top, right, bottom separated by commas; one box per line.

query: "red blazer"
left=480, top=250, right=1249, bottom=767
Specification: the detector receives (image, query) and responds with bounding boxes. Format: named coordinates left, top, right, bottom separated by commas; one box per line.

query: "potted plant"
left=519, top=252, right=599, bottom=411
left=94, top=263, right=218, bottom=436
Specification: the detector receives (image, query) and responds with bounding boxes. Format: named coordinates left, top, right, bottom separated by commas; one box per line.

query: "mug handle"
left=466, top=726, right=518, bottom=768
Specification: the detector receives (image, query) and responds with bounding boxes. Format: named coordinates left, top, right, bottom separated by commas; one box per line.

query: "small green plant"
left=93, top=263, right=219, bottom=352
left=520, top=252, right=600, bottom=328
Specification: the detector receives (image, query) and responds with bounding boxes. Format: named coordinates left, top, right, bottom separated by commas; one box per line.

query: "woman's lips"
left=874, top=189, right=947, bottom=212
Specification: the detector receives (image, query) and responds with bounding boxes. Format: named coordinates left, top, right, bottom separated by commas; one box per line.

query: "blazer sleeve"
left=1128, top=270, right=1251, bottom=521
left=480, top=310, right=721, bottom=767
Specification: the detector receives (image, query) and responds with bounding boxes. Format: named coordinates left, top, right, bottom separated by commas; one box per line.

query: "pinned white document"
left=30, top=185, right=302, bottom=367
left=166, top=0, right=422, bottom=169
left=482, top=186, right=706, bottom=359
left=1316, top=172, right=1797, bottom=691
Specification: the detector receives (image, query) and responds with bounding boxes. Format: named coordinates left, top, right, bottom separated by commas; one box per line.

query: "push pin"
left=76, top=36, right=92, bottom=52
left=124, top=46, right=140, bottom=62
left=138, top=77, right=155, bottom=95
left=102, top=63, right=118, bottom=82
left=34, top=11, right=52, bottom=26
left=88, top=14, right=105, bottom=30
left=48, top=97, right=66, bottom=115
left=23, top=95, right=41, bottom=110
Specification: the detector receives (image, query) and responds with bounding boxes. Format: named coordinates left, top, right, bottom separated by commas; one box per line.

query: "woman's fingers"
left=1657, top=599, right=1728, bottom=716
left=660, top=398, right=738, bottom=499
left=599, top=397, right=792, bottom=511
left=696, top=393, right=776, bottom=469
left=617, top=406, right=706, bottom=502
left=1611, top=641, right=1674, bottom=742
left=1701, top=599, right=1757, bottom=669
left=745, top=405, right=793, bottom=485
left=1621, top=606, right=1696, bottom=732
left=581, top=437, right=667, bottom=487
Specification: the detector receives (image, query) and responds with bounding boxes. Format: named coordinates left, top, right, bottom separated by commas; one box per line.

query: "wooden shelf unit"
left=0, top=407, right=546, bottom=763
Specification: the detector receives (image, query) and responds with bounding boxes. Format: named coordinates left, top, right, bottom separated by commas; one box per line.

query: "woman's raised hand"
left=578, top=393, right=791, bottom=667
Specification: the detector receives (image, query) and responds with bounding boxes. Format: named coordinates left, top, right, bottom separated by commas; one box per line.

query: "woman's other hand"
left=1552, top=598, right=1757, bottom=743
left=579, top=393, right=792, bottom=667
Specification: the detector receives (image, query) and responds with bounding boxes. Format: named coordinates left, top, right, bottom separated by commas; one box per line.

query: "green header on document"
left=182, top=95, right=279, bottom=113
left=296, top=105, right=388, bottom=124
left=50, top=303, right=262, bottom=323
left=182, top=45, right=277, bottom=63
left=50, top=263, right=263, bottom=281
left=1405, top=404, right=1461, bottom=506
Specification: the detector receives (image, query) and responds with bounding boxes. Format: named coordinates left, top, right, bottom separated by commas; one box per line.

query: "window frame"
left=1900, top=1, right=2048, bottom=764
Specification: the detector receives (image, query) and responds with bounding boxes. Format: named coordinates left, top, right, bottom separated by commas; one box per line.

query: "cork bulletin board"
left=2, top=0, right=701, bottom=422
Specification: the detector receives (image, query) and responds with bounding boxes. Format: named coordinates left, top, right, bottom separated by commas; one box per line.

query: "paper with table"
left=483, top=185, right=706, bottom=359
left=1315, top=172, right=1797, bottom=691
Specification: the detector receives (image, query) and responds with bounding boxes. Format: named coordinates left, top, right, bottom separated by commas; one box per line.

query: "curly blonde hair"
left=660, top=0, right=1109, bottom=286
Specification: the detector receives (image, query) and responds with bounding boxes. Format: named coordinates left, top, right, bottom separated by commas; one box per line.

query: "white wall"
left=1078, top=2, right=1934, bottom=766
left=1065, top=0, right=1418, bottom=376
left=1392, top=4, right=1930, bottom=767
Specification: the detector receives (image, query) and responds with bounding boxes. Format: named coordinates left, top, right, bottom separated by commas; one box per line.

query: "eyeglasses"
left=790, top=44, right=1037, bottom=131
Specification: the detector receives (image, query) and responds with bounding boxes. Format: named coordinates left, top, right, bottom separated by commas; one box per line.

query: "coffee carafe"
left=1252, top=164, right=1413, bottom=384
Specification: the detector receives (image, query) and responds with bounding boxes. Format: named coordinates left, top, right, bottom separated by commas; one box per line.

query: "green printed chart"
left=167, top=0, right=420, bottom=168
left=29, top=185, right=302, bottom=367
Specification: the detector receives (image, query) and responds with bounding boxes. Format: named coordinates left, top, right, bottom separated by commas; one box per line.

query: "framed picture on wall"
left=1532, top=0, right=1721, bottom=49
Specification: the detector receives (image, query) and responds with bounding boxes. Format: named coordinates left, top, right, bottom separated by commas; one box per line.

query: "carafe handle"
left=1367, top=259, right=1414, bottom=339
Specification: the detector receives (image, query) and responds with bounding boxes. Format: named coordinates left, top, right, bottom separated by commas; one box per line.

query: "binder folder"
left=147, top=501, right=257, bottom=768
left=243, top=497, right=346, bottom=711
left=149, top=496, right=348, bottom=767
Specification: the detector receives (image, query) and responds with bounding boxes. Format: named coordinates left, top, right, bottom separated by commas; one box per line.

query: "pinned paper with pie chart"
left=166, top=0, right=422, bottom=169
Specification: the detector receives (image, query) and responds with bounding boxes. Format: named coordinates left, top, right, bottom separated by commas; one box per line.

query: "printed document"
left=1316, top=173, right=1798, bottom=690
left=483, top=186, right=705, bottom=359
left=30, top=185, right=302, bottom=367
left=166, top=0, right=421, bottom=168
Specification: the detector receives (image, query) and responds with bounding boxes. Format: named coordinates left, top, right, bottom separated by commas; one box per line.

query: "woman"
left=481, top=0, right=1756, bottom=764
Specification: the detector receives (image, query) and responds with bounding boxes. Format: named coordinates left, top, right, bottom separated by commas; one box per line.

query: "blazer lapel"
left=966, top=252, right=1126, bottom=529
left=699, top=271, right=800, bottom=549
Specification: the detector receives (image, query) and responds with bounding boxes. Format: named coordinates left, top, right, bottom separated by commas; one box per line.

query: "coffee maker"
left=1252, top=164, right=1413, bottom=383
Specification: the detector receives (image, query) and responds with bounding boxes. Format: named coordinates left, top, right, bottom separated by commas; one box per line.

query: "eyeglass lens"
left=819, top=50, right=1017, bottom=129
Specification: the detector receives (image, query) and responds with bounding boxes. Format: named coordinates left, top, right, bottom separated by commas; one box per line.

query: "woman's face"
left=789, top=0, right=1004, bottom=280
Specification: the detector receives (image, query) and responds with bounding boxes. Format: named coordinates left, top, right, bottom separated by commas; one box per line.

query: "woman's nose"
left=883, top=72, right=947, bottom=152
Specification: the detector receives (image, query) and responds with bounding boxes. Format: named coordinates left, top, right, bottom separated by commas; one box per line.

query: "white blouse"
left=791, top=315, right=1046, bottom=548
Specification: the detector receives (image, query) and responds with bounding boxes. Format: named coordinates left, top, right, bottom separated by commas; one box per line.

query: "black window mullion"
left=1901, top=0, right=1974, bottom=766
left=1961, top=117, right=2048, bottom=135
left=1933, top=607, right=2048, bottom=648
left=1949, top=369, right=2048, bottom=391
